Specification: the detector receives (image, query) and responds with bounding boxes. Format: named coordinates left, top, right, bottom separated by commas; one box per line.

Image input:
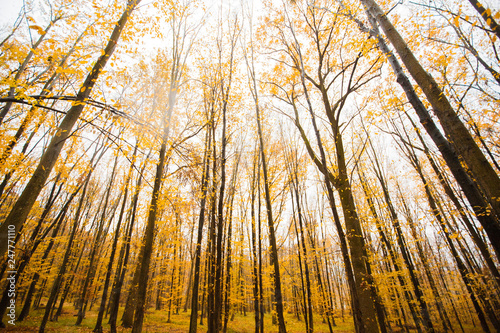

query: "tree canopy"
left=0, top=0, right=499, bottom=332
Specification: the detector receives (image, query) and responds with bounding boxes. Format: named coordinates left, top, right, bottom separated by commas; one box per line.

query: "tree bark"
left=369, top=145, right=435, bottom=332
left=93, top=145, right=136, bottom=333
left=188, top=129, right=212, bottom=333
left=75, top=155, right=119, bottom=326
left=409, top=146, right=493, bottom=333
left=0, top=0, right=141, bottom=258
left=250, top=151, right=261, bottom=333
left=38, top=169, right=95, bottom=332
left=360, top=0, right=500, bottom=222
left=467, top=0, right=500, bottom=40
left=109, top=150, right=147, bottom=331
left=359, top=7, right=500, bottom=259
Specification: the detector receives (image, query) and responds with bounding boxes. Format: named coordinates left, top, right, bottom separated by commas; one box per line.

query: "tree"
left=0, top=0, right=141, bottom=258
left=358, top=0, right=500, bottom=240
left=244, top=12, right=287, bottom=331
left=0, top=1, right=498, bottom=332
left=264, top=2, right=384, bottom=331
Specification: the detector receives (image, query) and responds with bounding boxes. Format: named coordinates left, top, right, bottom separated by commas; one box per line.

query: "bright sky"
left=0, top=0, right=22, bottom=27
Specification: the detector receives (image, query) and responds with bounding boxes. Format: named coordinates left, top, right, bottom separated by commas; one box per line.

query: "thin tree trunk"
left=0, top=169, right=79, bottom=325
left=207, top=120, right=218, bottom=331
left=188, top=129, right=212, bottom=333
left=0, top=172, right=62, bottom=281
left=255, top=89, right=287, bottom=333
left=109, top=149, right=148, bottom=332
left=223, top=152, right=240, bottom=333
left=258, top=179, right=264, bottom=333
left=287, top=156, right=314, bottom=333
left=250, top=151, right=261, bottom=333
left=222, top=194, right=234, bottom=333
left=357, top=169, right=422, bottom=332
left=54, top=244, right=85, bottom=322
left=212, top=93, right=228, bottom=333
left=37, top=166, right=96, bottom=332
left=285, top=15, right=380, bottom=328
left=291, top=77, right=376, bottom=333
left=290, top=192, right=312, bottom=333
left=369, top=147, right=434, bottom=333
left=75, top=155, right=119, bottom=326
left=246, top=42, right=287, bottom=333
left=93, top=146, right=136, bottom=333
left=409, top=146, right=493, bottom=333
left=0, top=18, right=59, bottom=124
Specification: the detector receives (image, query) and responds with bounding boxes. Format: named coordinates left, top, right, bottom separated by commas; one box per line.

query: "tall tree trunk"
left=207, top=116, right=218, bottom=332
left=212, top=91, right=227, bottom=333
left=222, top=193, right=233, bottom=333
left=188, top=129, right=212, bottom=333
left=250, top=151, right=261, bottom=333
left=131, top=121, right=169, bottom=333
left=0, top=0, right=141, bottom=258
left=257, top=178, right=264, bottom=333
left=291, top=68, right=378, bottom=333
left=360, top=0, right=500, bottom=224
left=369, top=146, right=435, bottom=333
left=284, top=14, right=381, bottom=329
left=37, top=165, right=97, bottom=332
left=109, top=149, right=148, bottom=332
left=93, top=145, right=137, bottom=333
left=357, top=169, right=422, bottom=332
left=252, top=77, right=287, bottom=333
left=222, top=152, right=240, bottom=333
left=75, top=154, right=119, bottom=326
left=289, top=179, right=313, bottom=333
left=356, top=6, right=500, bottom=258
left=407, top=144, right=493, bottom=333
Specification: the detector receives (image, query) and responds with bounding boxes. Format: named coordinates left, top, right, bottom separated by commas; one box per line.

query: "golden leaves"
left=29, top=25, right=46, bottom=35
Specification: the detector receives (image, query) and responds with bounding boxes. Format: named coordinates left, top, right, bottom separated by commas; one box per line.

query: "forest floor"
left=1, top=303, right=355, bottom=332
left=0, top=304, right=483, bottom=332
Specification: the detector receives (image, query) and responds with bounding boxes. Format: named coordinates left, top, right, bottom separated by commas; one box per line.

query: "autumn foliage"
left=0, top=0, right=499, bottom=332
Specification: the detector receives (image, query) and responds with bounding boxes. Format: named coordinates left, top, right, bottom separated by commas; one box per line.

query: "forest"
left=0, top=0, right=499, bottom=332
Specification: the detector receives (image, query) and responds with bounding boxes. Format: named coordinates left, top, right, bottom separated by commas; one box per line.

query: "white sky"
left=0, top=0, right=22, bottom=26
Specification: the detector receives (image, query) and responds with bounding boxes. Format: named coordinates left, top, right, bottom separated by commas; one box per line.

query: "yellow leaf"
left=29, top=25, right=45, bottom=35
